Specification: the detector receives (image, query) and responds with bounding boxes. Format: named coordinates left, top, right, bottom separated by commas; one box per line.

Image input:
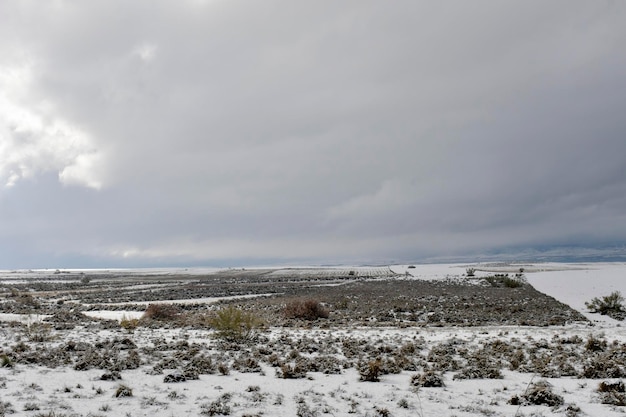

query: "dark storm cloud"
left=1, top=0, right=626, bottom=267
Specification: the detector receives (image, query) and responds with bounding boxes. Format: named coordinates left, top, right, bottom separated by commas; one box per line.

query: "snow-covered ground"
left=2, top=262, right=626, bottom=417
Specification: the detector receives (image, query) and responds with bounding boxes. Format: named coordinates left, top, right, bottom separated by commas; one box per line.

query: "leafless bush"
left=284, top=298, right=329, bottom=320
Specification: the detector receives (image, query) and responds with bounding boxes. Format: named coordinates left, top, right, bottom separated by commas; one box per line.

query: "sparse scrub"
left=585, top=291, right=626, bottom=320
left=210, top=305, right=261, bottom=342
left=284, top=298, right=329, bottom=320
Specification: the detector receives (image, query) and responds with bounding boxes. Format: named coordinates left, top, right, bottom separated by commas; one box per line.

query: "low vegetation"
left=283, top=298, right=329, bottom=320
left=585, top=291, right=626, bottom=320
left=484, top=274, right=523, bottom=288
left=210, top=305, right=262, bottom=342
left=142, top=303, right=181, bottom=321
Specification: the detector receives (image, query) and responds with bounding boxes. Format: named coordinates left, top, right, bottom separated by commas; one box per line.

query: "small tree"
left=585, top=291, right=626, bottom=320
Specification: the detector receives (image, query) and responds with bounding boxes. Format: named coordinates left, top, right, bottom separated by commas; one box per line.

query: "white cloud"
left=0, top=63, right=104, bottom=190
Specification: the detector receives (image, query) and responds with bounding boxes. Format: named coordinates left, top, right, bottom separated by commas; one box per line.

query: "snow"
left=2, top=262, right=626, bottom=416
left=526, top=262, right=626, bottom=325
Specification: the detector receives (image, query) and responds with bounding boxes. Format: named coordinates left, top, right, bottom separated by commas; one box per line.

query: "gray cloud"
left=1, top=0, right=626, bottom=267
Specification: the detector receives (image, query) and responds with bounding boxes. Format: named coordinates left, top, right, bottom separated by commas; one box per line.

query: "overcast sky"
left=1, top=1, right=626, bottom=268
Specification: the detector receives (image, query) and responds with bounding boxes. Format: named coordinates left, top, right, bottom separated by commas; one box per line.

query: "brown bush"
left=597, top=379, right=626, bottom=405
left=599, top=380, right=625, bottom=393
left=284, top=298, right=329, bottom=320
left=359, top=358, right=382, bottom=382
left=142, top=303, right=181, bottom=321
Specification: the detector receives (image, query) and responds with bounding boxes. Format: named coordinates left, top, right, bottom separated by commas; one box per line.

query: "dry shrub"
left=142, top=303, right=181, bottom=321
left=580, top=355, right=626, bottom=379
left=598, top=380, right=626, bottom=406
left=484, top=274, right=523, bottom=288
left=114, top=384, right=133, bottom=398
left=200, top=394, right=232, bottom=416
left=453, top=365, right=502, bottom=380
left=599, top=380, right=625, bottom=393
left=1, top=354, right=13, bottom=368
left=277, top=362, right=307, bottom=379
left=585, top=335, right=607, bottom=352
left=585, top=291, right=626, bottom=320
left=509, top=380, right=563, bottom=407
left=284, top=298, right=329, bottom=320
left=359, top=358, right=382, bottom=382
left=120, top=316, right=139, bottom=332
left=453, top=352, right=503, bottom=380
left=411, top=370, right=445, bottom=387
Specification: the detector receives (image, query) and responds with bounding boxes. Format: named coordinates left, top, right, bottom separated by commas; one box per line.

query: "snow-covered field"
left=1, top=262, right=626, bottom=416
